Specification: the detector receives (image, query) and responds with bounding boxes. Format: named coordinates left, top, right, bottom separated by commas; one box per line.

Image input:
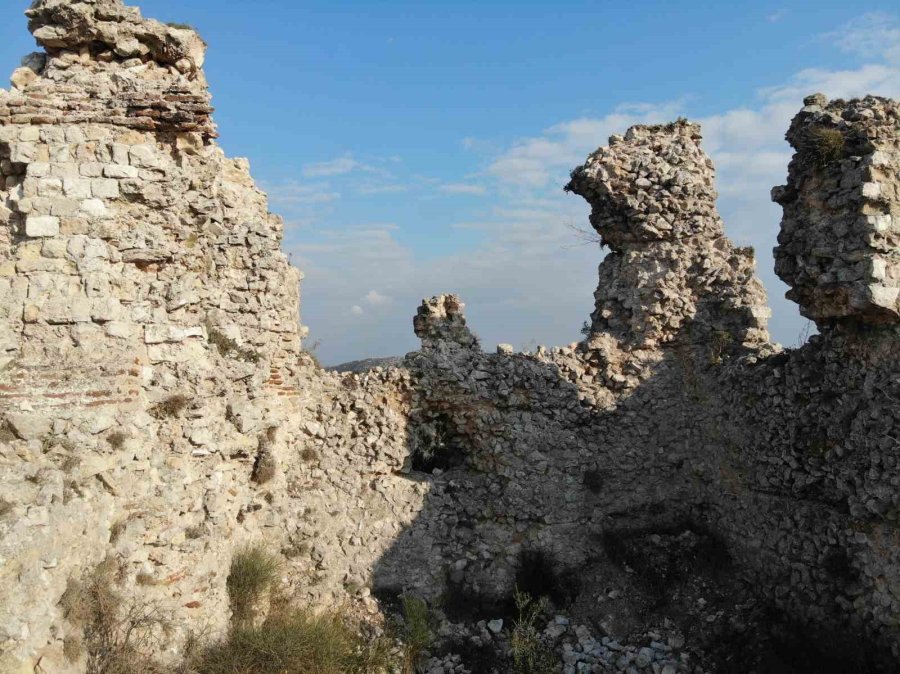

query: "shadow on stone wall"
left=370, top=310, right=898, bottom=673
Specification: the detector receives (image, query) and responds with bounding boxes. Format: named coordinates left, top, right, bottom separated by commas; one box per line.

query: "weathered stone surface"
left=566, top=120, right=771, bottom=354
left=774, top=94, right=900, bottom=326
left=2, top=1, right=900, bottom=672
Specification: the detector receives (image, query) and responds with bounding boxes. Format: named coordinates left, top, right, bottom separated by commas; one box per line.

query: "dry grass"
left=400, top=595, right=432, bottom=673
left=185, top=524, right=206, bottom=540
left=510, top=590, right=556, bottom=674
left=252, top=428, right=279, bottom=484
left=188, top=606, right=394, bottom=674
left=109, top=519, right=127, bottom=544
left=226, top=545, right=281, bottom=622
left=207, top=324, right=262, bottom=364
left=107, top=431, right=127, bottom=450
left=251, top=450, right=277, bottom=484
left=60, top=559, right=168, bottom=674
left=152, top=394, right=191, bottom=419
left=803, top=126, right=845, bottom=168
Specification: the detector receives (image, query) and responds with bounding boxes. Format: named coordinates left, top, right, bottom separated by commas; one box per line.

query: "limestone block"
left=62, top=178, right=92, bottom=199
left=79, top=198, right=109, bottom=217
left=91, top=178, right=120, bottom=199
left=9, top=143, right=36, bottom=163
left=24, top=215, right=59, bottom=237
left=10, top=67, right=38, bottom=90
left=5, top=413, right=51, bottom=440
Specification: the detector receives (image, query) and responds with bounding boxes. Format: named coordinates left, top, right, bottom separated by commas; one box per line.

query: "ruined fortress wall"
left=0, top=2, right=423, bottom=671
left=2, top=2, right=900, bottom=672
left=383, top=106, right=900, bottom=666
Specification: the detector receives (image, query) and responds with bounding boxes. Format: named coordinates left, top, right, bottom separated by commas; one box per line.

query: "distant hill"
left=326, top=356, right=404, bottom=373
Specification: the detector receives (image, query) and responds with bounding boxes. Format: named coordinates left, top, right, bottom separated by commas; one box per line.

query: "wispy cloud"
left=829, top=12, right=900, bottom=63
left=303, top=155, right=362, bottom=178
left=364, top=290, right=391, bottom=306
left=766, top=9, right=787, bottom=23
left=266, top=181, right=340, bottom=205
left=439, top=183, right=487, bottom=195
left=357, top=183, right=408, bottom=195
left=486, top=101, right=685, bottom=188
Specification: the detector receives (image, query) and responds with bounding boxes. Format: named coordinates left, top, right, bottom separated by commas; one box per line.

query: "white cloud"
left=266, top=181, right=339, bottom=206
left=357, top=183, right=408, bottom=195
left=303, top=155, right=361, bottom=178
left=289, top=13, right=900, bottom=364
left=486, top=101, right=685, bottom=188
left=830, top=13, right=900, bottom=64
left=439, top=183, right=487, bottom=195
left=364, top=290, right=391, bottom=306
left=767, top=9, right=786, bottom=23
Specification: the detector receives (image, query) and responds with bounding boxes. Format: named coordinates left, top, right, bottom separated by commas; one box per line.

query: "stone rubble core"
left=773, top=93, right=900, bottom=326
left=565, top=120, right=771, bottom=354
left=2, top=1, right=900, bottom=672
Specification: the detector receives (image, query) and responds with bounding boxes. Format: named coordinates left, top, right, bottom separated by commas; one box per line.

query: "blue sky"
left=3, top=2, right=900, bottom=364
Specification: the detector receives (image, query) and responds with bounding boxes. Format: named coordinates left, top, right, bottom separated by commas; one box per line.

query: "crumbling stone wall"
left=0, top=2, right=425, bottom=672
left=3, top=1, right=900, bottom=672
left=774, top=94, right=900, bottom=325
left=385, top=100, right=900, bottom=671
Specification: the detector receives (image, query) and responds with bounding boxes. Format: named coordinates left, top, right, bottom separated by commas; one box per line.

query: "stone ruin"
left=1, top=2, right=900, bottom=673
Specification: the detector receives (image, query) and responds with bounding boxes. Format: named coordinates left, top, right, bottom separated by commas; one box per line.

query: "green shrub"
left=226, top=546, right=280, bottom=622
left=510, top=590, right=556, bottom=674
left=189, top=607, right=394, bottom=674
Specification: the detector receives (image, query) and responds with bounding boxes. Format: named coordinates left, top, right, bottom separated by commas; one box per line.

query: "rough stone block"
left=24, top=215, right=58, bottom=237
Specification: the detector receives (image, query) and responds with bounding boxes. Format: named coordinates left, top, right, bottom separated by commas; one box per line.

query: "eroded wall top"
left=774, top=94, right=900, bottom=326
left=566, top=121, right=771, bottom=352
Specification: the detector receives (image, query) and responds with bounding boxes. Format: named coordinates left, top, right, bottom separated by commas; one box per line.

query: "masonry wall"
left=2, top=2, right=900, bottom=673
left=0, top=4, right=448, bottom=672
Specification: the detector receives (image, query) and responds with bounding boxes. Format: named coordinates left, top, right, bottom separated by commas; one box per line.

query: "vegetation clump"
left=152, top=394, right=191, bottom=419
left=189, top=606, right=394, bottom=674
left=802, top=126, right=845, bottom=168
left=206, top=324, right=262, bottom=364
left=510, top=590, right=557, bottom=674
left=226, top=545, right=281, bottom=622
left=106, top=431, right=127, bottom=450
left=59, top=559, right=167, bottom=673
left=400, top=595, right=433, bottom=672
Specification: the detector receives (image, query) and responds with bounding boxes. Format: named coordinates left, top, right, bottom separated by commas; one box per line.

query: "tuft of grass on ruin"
left=152, top=394, right=191, bottom=419
left=206, top=324, right=262, bottom=364
left=226, top=545, right=281, bottom=622
left=188, top=606, right=394, bottom=674
left=510, top=589, right=557, bottom=674
left=107, top=431, right=127, bottom=450
left=803, top=126, right=845, bottom=169
left=59, top=559, right=168, bottom=673
left=400, top=595, right=432, bottom=672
